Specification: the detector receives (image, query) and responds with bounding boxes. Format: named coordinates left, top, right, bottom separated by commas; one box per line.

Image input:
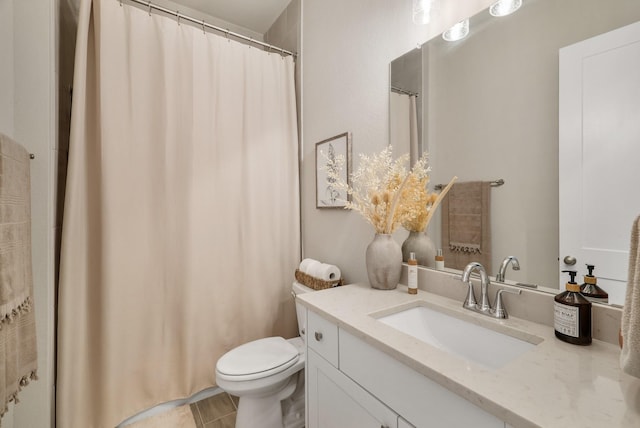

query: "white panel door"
left=559, top=21, right=640, bottom=305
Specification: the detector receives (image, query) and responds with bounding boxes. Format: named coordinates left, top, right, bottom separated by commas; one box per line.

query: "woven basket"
left=294, top=269, right=343, bottom=291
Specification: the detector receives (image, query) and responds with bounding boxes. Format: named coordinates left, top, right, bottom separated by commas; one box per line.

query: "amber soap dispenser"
left=580, top=264, right=608, bottom=301
left=554, top=270, right=592, bottom=345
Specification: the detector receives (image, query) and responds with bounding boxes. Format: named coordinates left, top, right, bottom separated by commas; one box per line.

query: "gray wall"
left=0, top=0, right=57, bottom=426
left=301, top=0, right=495, bottom=284
left=0, top=0, right=14, bottom=136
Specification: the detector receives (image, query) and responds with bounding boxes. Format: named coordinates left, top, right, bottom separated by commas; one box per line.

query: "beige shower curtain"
left=389, top=93, right=419, bottom=164
left=56, top=1, right=300, bottom=427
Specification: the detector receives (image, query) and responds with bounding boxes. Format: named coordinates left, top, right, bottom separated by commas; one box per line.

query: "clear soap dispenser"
left=554, top=270, right=592, bottom=345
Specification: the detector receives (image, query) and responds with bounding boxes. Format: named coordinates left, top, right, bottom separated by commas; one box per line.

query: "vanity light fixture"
left=412, top=0, right=432, bottom=25
left=442, top=19, right=469, bottom=42
left=489, top=0, right=522, bottom=17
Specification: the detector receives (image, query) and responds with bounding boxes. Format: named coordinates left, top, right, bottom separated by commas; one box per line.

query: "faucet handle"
left=492, top=288, right=521, bottom=319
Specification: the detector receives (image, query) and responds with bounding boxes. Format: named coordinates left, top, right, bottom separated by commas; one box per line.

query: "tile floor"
left=190, top=392, right=238, bottom=428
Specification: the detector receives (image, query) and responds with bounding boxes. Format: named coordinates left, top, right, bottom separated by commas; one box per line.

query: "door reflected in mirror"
left=389, top=0, right=640, bottom=306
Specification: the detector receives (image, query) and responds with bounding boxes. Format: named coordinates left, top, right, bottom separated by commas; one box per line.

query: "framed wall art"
left=315, top=132, right=352, bottom=209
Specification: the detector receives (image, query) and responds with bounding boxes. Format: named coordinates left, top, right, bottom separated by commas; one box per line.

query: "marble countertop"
left=297, top=282, right=640, bottom=428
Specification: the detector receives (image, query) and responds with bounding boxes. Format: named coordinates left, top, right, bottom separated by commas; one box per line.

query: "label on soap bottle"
left=554, top=302, right=579, bottom=338
left=408, top=264, right=418, bottom=292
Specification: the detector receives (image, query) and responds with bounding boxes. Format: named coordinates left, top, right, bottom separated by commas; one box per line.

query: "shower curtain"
left=56, top=1, right=300, bottom=427
left=389, top=93, right=419, bottom=164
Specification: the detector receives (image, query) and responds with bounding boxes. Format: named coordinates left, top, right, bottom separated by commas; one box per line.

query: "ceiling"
left=169, top=0, right=291, bottom=34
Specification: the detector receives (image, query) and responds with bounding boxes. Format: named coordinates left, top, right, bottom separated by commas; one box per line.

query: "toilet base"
left=235, top=373, right=300, bottom=428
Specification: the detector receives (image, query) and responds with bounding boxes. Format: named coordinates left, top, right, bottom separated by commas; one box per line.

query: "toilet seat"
left=216, top=337, right=300, bottom=382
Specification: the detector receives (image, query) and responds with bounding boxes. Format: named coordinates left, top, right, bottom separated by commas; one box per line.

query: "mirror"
left=390, top=0, right=640, bottom=305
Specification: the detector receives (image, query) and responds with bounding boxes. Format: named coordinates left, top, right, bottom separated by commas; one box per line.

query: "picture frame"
left=315, top=132, right=352, bottom=209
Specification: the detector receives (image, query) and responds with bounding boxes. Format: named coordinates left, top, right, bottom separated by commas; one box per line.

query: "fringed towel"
left=0, top=133, right=38, bottom=422
left=441, top=181, right=492, bottom=274
left=621, top=215, right=640, bottom=378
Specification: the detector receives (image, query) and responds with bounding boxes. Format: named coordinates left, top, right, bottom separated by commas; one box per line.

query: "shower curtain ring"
left=176, top=11, right=181, bottom=25
left=147, top=1, right=152, bottom=16
left=249, top=37, right=253, bottom=48
left=225, top=29, right=230, bottom=42
left=268, top=44, right=272, bottom=55
left=119, top=0, right=123, bottom=6
left=202, top=20, right=206, bottom=34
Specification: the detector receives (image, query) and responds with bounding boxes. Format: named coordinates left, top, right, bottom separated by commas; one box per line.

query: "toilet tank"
left=292, top=281, right=314, bottom=338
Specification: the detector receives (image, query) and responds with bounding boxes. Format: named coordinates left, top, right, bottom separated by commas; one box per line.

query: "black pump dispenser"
left=562, top=270, right=579, bottom=288
left=554, top=270, right=592, bottom=345
left=580, top=264, right=608, bottom=300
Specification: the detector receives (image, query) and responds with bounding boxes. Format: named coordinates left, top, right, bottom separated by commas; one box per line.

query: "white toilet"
left=215, top=281, right=312, bottom=428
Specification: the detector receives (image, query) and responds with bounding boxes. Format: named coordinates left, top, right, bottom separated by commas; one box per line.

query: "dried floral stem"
left=385, top=173, right=411, bottom=234
left=422, top=175, right=457, bottom=231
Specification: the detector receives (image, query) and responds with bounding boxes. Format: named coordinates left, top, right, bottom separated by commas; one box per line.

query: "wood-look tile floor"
left=190, top=392, right=238, bottom=428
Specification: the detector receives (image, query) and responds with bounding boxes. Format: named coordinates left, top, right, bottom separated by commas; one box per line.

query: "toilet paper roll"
left=307, top=263, right=341, bottom=282
left=299, top=258, right=321, bottom=274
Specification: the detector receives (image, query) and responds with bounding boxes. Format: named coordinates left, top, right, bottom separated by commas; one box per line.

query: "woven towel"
left=621, top=215, right=640, bottom=378
left=441, top=181, right=492, bottom=274
left=0, top=133, right=38, bottom=420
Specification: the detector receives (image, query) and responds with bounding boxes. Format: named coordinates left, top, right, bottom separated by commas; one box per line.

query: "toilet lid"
left=216, top=337, right=299, bottom=380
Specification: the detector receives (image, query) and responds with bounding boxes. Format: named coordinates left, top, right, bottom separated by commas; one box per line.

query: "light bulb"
left=413, top=0, right=432, bottom=25
left=489, top=0, right=522, bottom=17
left=442, top=19, right=469, bottom=42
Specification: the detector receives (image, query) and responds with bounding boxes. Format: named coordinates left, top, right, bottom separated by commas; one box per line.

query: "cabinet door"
left=307, top=348, right=397, bottom=428
left=307, top=309, right=339, bottom=367
left=340, top=329, right=505, bottom=428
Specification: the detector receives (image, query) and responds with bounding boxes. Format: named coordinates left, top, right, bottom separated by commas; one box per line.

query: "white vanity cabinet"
left=306, top=310, right=408, bottom=428
left=306, top=308, right=505, bottom=428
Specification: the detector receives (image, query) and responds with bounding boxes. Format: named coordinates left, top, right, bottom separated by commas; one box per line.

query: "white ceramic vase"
left=365, top=234, right=402, bottom=290
left=402, top=231, right=436, bottom=268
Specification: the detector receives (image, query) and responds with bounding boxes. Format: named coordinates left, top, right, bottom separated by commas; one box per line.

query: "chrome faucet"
left=461, top=262, right=521, bottom=319
left=496, top=256, right=520, bottom=283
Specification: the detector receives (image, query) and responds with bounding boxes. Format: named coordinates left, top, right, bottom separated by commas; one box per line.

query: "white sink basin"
left=377, top=305, right=538, bottom=370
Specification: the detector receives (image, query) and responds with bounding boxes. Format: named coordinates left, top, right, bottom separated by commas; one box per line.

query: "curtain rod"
left=434, top=178, right=504, bottom=191
left=123, top=0, right=297, bottom=58
left=391, top=86, right=419, bottom=97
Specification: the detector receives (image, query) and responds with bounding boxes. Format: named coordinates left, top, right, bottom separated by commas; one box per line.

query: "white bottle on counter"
left=408, top=252, right=418, bottom=294
left=435, top=249, right=445, bottom=270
